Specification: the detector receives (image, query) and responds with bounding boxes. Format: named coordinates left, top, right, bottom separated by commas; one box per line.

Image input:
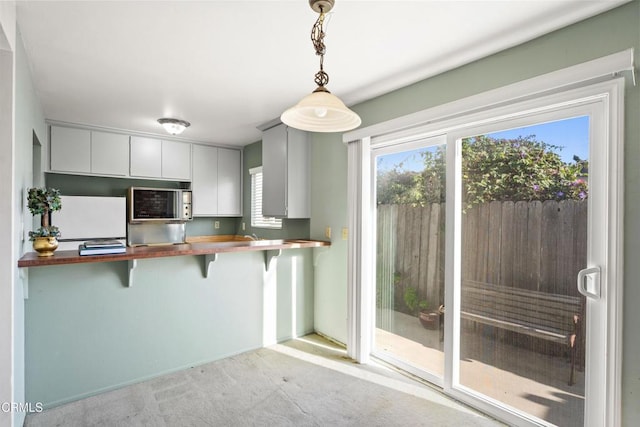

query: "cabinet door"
left=162, top=140, right=191, bottom=180
left=50, top=126, right=91, bottom=173
left=285, top=127, right=310, bottom=218
left=192, top=144, right=218, bottom=216
left=262, top=125, right=288, bottom=217
left=217, top=148, right=242, bottom=216
left=130, top=136, right=162, bottom=177
left=91, top=131, right=129, bottom=176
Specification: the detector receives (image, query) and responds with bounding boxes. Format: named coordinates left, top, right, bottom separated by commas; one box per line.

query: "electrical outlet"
left=342, top=227, right=348, bottom=240
left=214, top=221, right=220, bottom=229
left=242, top=222, right=246, bottom=231
left=325, top=227, right=331, bottom=239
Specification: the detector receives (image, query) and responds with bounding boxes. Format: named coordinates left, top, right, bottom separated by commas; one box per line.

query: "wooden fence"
left=377, top=200, right=587, bottom=315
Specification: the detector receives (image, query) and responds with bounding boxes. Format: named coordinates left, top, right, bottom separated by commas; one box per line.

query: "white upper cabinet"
left=50, top=126, right=91, bottom=173
left=192, top=144, right=242, bottom=217
left=262, top=124, right=287, bottom=217
left=130, top=137, right=191, bottom=180
left=50, top=126, right=129, bottom=176
left=217, top=147, right=242, bottom=216
left=129, top=136, right=162, bottom=178
left=49, top=125, right=194, bottom=182
left=261, top=123, right=309, bottom=218
left=192, top=144, right=219, bottom=216
left=91, top=131, right=129, bottom=176
left=161, top=140, right=191, bottom=180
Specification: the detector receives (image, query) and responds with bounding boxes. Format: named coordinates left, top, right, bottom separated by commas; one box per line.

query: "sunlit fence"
left=377, top=200, right=587, bottom=314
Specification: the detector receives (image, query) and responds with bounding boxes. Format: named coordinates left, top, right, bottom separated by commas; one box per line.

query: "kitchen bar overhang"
left=18, top=236, right=331, bottom=287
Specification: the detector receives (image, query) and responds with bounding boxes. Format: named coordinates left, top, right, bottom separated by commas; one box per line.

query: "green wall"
left=25, top=249, right=314, bottom=407
left=309, top=2, right=640, bottom=424
left=310, top=133, right=349, bottom=343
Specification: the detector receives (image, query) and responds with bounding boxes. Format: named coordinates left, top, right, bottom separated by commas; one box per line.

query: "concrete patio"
left=376, top=309, right=584, bottom=427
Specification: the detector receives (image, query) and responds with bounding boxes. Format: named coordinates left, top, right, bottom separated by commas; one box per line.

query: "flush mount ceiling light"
left=157, top=118, right=190, bottom=135
left=281, top=0, right=361, bottom=133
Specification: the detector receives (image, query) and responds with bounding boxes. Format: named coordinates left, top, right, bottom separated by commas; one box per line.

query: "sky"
left=487, top=115, right=589, bottom=163
left=376, top=115, right=589, bottom=172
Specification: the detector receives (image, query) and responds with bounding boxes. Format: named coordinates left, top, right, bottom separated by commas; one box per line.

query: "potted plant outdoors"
left=27, top=187, right=62, bottom=257
left=418, top=304, right=440, bottom=330
left=404, top=286, right=441, bottom=330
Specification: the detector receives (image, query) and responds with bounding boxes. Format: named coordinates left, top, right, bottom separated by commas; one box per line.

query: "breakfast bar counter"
left=22, top=234, right=326, bottom=407
left=18, top=237, right=330, bottom=268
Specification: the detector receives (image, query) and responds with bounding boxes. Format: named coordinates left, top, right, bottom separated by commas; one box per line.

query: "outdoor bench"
left=460, top=280, right=583, bottom=385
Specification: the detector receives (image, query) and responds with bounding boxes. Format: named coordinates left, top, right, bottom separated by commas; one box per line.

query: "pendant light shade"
left=281, top=0, right=360, bottom=133
left=281, top=88, right=361, bottom=133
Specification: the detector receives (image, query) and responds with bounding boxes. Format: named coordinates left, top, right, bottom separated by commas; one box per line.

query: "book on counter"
left=79, top=239, right=126, bottom=256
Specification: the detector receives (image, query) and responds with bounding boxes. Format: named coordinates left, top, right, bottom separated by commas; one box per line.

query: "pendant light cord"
left=311, top=7, right=330, bottom=88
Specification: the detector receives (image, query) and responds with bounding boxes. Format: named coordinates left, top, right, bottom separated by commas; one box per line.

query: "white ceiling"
left=16, top=0, right=628, bottom=147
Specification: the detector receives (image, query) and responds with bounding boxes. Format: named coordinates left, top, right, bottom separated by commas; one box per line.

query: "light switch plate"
left=214, top=221, right=220, bottom=229
left=325, top=227, right=331, bottom=239
left=342, top=227, right=348, bottom=240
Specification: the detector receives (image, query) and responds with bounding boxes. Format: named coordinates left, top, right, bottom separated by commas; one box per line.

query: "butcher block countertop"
left=18, top=235, right=331, bottom=268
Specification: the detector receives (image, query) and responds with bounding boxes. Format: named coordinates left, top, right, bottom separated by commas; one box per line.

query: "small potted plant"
left=27, top=187, right=62, bottom=257
left=404, top=286, right=442, bottom=330
left=418, top=304, right=440, bottom=330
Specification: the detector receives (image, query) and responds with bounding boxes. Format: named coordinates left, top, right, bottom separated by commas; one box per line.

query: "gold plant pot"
left=33, top=236, right=59, bottom=257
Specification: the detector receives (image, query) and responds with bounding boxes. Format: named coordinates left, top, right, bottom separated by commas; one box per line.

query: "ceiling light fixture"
left=281, top=0, right=361, bottom=133
left=157, top=118, right=190, bottom=135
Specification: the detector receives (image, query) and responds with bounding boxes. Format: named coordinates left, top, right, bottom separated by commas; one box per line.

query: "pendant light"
left=281, top=0, right=361, bottom=133
left=157, top=118, right=190, bottom=135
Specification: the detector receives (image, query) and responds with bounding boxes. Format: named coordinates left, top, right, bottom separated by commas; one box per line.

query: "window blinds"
left=250, top=167, right=282, bottom=229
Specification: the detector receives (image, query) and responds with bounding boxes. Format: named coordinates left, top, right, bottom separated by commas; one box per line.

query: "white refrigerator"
left=51, top=196, right=126, bottom=251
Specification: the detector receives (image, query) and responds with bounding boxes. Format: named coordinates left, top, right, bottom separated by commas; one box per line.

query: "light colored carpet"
left=25, top=334, right=502, bottom=426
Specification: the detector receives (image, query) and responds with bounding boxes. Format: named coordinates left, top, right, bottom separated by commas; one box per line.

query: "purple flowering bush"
left=461, top=135, right=588, bottom=207
left=376, top=134, right=588, bottom=207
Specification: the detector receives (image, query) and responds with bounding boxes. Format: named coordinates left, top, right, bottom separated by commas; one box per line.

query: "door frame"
left=345, top=51, right=628, bottom=426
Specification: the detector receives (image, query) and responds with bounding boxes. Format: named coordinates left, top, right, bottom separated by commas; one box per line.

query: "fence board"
left=514, top=201, right=529, bottom=289
left=540, top=201, right=560, bottom=293
left=437, top=204, right=446, bottom=304
left=527, top=201, right=542, bottom=291
left=573, top=201, right=588, bottom=298
left=487, top=201, right=502, bottom=285
left=426, top=203, right=441, bottom=308
left=409, top=206, right=422, bottom=294
left=500, top=202, right=515, bottom=287
left=418, top=205, right=431, bottom=299
left=557, top=200, right=575, bottom=297
left=476, top=203, right=490, bottom=283
left=462, top=208, right=477, bottom=281
left=395, top=204, right=408, bottom=292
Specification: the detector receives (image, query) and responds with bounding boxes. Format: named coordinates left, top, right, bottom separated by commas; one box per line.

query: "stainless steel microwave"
left=127, top=187, right=192, bottom=222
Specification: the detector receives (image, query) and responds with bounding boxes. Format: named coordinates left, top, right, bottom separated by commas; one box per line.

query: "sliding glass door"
left=373, top=137, right=447, bottom=384
left=455, top=116, right=589, bottom=426
left=369, top=90, right=618, bottom=426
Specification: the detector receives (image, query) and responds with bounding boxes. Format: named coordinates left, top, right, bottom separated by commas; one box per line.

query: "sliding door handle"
left=577, top=266, right=601, bottom=300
